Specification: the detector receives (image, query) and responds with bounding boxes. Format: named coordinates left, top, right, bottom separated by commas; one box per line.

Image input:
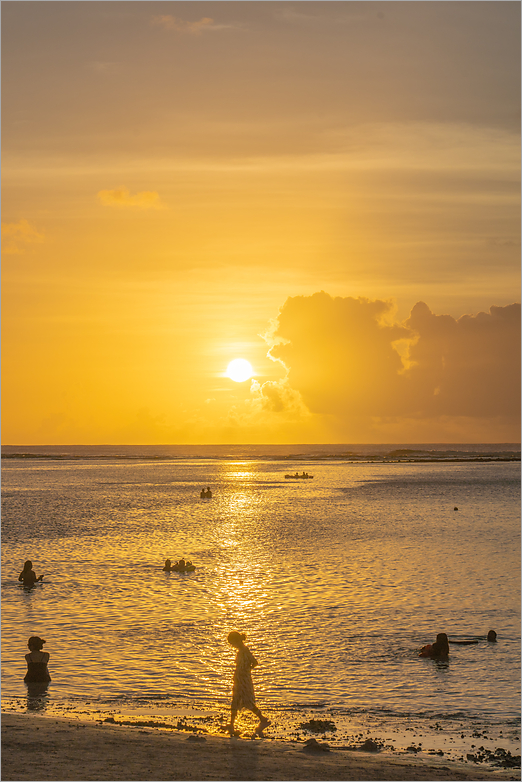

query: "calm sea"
left=2, top=444, right=520, bottom=766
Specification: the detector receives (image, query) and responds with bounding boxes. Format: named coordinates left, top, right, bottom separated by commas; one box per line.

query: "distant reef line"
left=2, top=452, right=520, bottom=463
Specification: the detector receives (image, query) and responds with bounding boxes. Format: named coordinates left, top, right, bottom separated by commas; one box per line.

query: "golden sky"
left=2, top=1, right=520, bottom=444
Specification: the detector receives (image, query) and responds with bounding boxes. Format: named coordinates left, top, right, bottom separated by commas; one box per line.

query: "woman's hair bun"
left=240, top=633, right=247, bottom=640
left=28, top=636, right=46, bottom=650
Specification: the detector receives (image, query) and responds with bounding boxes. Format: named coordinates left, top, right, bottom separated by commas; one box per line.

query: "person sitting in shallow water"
left=24, top=637, right=51, bottom=683
left=163, top=559, right=172, bottom=571
left=19, top=560, right=44, bottom=587
left=419, top=633, right=449, bottom=659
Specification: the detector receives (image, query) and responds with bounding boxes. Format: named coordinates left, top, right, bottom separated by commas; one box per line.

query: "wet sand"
left=2, top=713, right=520, bottom=781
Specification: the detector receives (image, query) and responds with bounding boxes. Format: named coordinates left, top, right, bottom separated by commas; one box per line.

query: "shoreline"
left=2, top=713, right=520, bottom=782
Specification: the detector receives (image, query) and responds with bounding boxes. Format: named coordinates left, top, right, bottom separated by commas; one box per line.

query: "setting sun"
left=226, top=359, right=253, bottom=383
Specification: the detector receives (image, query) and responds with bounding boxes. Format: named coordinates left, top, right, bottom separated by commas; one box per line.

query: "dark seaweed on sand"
left=299, top=718, right=337, bottom=734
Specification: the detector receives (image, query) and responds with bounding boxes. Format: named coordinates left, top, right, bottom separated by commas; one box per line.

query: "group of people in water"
left=162, top=558, right=196, bottom=573
left=200, top=486, right=212, bottom=498
left=419, top=630, right=497, bottom=658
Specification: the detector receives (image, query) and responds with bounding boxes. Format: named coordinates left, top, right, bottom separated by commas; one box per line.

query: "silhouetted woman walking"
left=226, top=631, right=269, bottom=736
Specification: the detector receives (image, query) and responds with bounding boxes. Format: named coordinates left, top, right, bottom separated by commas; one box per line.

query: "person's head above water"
left=487, top=630, right=497, bottom=642
left=23, top=560, right=33, bottom=571
left=28, top=636, right=46, bottom=652
left=227, top=631, right=246, bottom=649
left=432, top=633, right=449, bottom=656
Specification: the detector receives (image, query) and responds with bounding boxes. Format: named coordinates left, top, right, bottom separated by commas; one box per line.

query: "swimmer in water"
left=18, top=561, right=44, bottom=588
left=419, top=633, right=449, bottom=659
left=163, top=559, right=172, bottom=571
left=487, top=630, right=497, bottom=642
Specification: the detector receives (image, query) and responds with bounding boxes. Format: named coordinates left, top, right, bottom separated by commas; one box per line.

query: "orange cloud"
left=267, top=292, right=409, bottom=417
left=97, top=187, right=163, bottom=209
left=151, top=15, right=216, bottom=34
left=265, top=292, right=521, bottom=431
left=1, top=219, right=44, bottom=255
left=250, top=378, right=308, bottom=417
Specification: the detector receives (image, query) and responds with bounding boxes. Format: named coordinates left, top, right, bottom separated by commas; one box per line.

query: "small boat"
left=285, top=473, right=313, bottom=480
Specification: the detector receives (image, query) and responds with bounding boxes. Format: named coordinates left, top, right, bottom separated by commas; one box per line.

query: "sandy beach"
left=2, top=713, right=520, bottom=782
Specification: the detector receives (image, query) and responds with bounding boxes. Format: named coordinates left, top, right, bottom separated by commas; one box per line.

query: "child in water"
left=19, top=560, right=44, bottom=587
left=24, top=637, right=51, bottom=682
left=226, top=631, right=270, bottom=736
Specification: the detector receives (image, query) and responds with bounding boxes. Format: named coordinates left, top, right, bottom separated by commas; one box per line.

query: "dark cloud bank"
left=260, top=292, right=520, bottom=435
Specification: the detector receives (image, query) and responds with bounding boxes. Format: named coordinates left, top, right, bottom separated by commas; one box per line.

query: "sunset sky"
left=2, top=1, right=520, bottom=445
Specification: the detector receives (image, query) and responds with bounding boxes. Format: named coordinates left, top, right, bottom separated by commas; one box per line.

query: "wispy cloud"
left=87, top=61, right=122, bottom=75
left=1, top=219, right=44, bottom=255
left=97, top=187, right=163, bottom=209
left=151, top=15, right=230, bottom=35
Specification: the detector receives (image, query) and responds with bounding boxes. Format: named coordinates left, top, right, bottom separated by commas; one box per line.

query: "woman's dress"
left=231, top=646, right=258, bottom=711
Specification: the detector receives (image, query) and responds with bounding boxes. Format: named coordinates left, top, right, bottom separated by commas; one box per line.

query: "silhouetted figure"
left=19, top=560, right=44, bottom=588
left=24, top=637, right=51, bottom=683
left=205, top=487, right=212, bottom=498
left=171, top=558, right=195, bottom=572
left=487, top=630, right=497, bottom=642
left=200, top=488, right=206, bottom=498
left=226, top=631, right=270, bottom=737
left=163, top=559, right=172, bottom=571
left=419, top=633, right=450, bottom=659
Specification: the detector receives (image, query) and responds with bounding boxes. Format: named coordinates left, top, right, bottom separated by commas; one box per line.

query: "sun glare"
left=226, top=358, right=253, bottom=383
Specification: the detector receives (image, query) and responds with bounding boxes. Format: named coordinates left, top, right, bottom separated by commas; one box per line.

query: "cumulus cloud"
left=151, top=15, right=225, bottom=34
left=97, top=187, right=163, bottom=209
left=1, top=219, right=44, bottom=254
left=250, top=378, right=308, bottom=417
left=267, top=292, right=410, bottom=417
left=264, top=291, right=520, bottom=436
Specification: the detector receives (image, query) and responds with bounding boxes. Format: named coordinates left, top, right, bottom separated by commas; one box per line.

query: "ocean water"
left=1, top=444, right=520, bottom=768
